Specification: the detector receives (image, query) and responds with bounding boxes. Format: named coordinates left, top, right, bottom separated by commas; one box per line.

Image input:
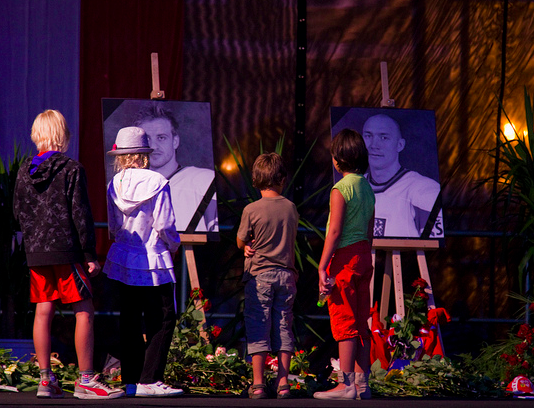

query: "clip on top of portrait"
left=372, top=61, right=444, bottom=354
left=149, top=52, right=209, bottom=340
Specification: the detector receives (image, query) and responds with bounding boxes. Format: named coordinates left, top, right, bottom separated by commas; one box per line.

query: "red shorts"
left=30, top=264, right=93, bottom=304
left=327, top=240, right=373, bottom=342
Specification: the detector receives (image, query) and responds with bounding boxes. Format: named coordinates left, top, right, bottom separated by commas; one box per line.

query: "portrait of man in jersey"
left=330, top=107, right=443, bottom=240
left=102, top=98, right=219, bottom=240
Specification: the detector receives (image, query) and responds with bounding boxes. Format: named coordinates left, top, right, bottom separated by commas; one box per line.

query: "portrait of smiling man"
left=133, top=104, right=218, bottom=233
left=330, top=108, right=444, bottom=240
left=101, top=99, right=218, bottom=237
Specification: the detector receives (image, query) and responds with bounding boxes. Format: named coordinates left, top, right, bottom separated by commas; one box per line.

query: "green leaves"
left=493, top=87, right=534, bottom=292
left=370, top=355, right=504, bottom=398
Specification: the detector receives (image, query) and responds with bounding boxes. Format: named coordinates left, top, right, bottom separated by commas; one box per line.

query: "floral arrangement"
left=165, top=288, right=251, bottom=394
left=2, top=281, right=531, bottom=399
left=387, top=278, right=430, bottom=362
left=370, top=354, right=504, bottom=398
left=499, top=323, right=534, bottom=381
left=0, top=348, right=119, bottom=394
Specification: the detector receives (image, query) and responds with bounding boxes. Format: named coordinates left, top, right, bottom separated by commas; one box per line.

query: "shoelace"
left=93, top=375, right=113, bottom=390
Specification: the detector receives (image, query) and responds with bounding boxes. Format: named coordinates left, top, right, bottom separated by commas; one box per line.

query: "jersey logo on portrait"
left=374, top=218, right=386, bottom=237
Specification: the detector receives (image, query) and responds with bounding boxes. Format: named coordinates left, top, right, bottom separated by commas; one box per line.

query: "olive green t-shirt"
left=237, top=195, right=299, bottom=277
left=326, top=173, right=375, bottom=249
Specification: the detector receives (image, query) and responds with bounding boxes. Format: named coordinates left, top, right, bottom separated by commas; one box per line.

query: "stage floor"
left=0, top=392, right=528, bottom=408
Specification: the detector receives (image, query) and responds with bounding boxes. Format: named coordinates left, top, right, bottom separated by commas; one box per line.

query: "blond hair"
left=31, top=110, right=71, bottom=153
left=113, top=154, right=150, bottom=172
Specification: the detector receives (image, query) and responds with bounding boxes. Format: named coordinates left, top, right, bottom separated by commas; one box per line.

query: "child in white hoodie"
left=103, top=127, right=183, bottom=397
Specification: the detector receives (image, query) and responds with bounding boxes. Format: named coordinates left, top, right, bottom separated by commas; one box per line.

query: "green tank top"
left=326, top=173, right=375, bottom=249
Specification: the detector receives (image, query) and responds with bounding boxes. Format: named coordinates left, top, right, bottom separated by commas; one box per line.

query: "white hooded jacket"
left=104, top=168, right=181, bottom=286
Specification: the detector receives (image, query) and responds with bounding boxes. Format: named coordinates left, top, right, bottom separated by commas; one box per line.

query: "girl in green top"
left=314, top=129, right=375, bottom=401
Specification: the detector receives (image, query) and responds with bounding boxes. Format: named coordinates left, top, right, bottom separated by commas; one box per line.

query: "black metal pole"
left=294, top=0, right=307, bottom=205
left=490, top=0, right=508, bottom=318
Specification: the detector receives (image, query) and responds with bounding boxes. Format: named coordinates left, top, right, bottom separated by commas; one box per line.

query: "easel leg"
left=416, top=250, right=445, bottom=355
left=183, top=244, right=209, bottom=341
left=380, top=251, right=393, bottom=325
left=369, top=249, right=376, bottom=329
left=391, top=250, right=405, bottom=317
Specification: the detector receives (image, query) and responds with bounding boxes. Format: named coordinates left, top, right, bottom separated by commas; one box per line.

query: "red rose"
left=508, top=355, right=521, bottom=366
left=415, top=291, right=429, bottom=300
left=203, top=299, right=212, bottom=311
left=515, top=342, right=529, bottom=355
left=211, top=325, right=222, bottom=338
left=411, top=278, right=428, bottom=289
left=190, top=288, right=204, bottom=299
left=517, top=324, right=533, bottom=344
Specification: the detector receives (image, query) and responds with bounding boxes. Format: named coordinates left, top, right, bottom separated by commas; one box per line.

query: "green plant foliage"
left=216, top=134, right=329, bottom=273
left=493, top=87, right=534, bottom=292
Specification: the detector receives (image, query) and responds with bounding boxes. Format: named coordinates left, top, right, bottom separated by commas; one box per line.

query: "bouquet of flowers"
left=165, top=288, right=250, bottom=394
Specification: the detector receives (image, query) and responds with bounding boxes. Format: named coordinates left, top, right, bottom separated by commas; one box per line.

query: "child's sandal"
left=277, top=383, right=292, bottom=399
left=248, top=383, right=268, bottom=399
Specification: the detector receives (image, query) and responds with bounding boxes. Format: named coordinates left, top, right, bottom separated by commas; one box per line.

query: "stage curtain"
left=0, top=0, right=80, bottom=162
left=79, top=0, right=184, bottom=257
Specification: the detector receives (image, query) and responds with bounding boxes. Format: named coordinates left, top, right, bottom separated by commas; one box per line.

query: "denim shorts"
left=244, top=269, right=297, bottom=355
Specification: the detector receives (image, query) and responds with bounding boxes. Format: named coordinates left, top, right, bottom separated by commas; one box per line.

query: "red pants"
left=327, top=240, right=373, bottom=342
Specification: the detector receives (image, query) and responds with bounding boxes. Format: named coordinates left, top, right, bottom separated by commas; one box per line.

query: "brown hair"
left=252, top=152, right=287, bottom=190
left=31, top=109, right=71, bottom=153
left=134, top=104, right=179, bottom=137
left=113, top=153, right=150, bottom=172
left=330, top=128, right=369, bottom=174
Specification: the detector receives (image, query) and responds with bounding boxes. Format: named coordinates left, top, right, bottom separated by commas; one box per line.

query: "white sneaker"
left=74, top=374, right=125, bottom=399
left=135, top=381, right=184, bottom=397
left=37, top=378, right=64, bottom=399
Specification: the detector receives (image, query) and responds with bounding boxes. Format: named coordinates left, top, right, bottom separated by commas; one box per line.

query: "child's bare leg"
left=276, top=351, right=291, bottom=394
left=354, top=336, right=372, bottom=399
left=330, top=337, right=357, bottom=392
left=251, top=351, right=267, bottom=395
left=72, top=299, right=95, bottom=372
left=354, top=336, right=370, bottom=374
left=33, top=301, right=55, bottom=370
left=252, top=352, right=267, bottom=384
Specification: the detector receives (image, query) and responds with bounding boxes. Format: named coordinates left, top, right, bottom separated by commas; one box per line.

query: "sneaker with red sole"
left=37, top=379, right=64, bottom=398
left=74, top=374, right=125, bottom=399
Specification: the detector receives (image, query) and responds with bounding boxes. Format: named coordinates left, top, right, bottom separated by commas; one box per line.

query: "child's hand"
left=318, top=270, right=334, bottom=294
left=244, top=240, right=256, bottom=258
left=87, top=261, right=101, bottom=277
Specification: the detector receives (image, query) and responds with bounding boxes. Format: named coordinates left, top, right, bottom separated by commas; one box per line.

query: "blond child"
left=13, top=109, right=124, bottom=399
left=103, top=127, right=183, bottom=397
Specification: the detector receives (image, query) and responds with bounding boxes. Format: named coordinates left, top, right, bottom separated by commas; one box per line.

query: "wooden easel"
left=150, top=53, right=209, bottom=339
left=370, top=63, right=444, bottom=353
left=371, top=239, right=439, bottom=324
left=179, top=234, right=208, bottom=339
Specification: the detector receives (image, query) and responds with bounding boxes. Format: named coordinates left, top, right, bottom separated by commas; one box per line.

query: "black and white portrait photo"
left=330, top=107, right=443, bottom=240
left=102, top=99, right=218, bottom=239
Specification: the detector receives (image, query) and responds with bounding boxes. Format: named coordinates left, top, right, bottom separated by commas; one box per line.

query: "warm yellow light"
left=220, top=156, right=238, bottom=173
left=504, top=123, right=516, bottom=141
